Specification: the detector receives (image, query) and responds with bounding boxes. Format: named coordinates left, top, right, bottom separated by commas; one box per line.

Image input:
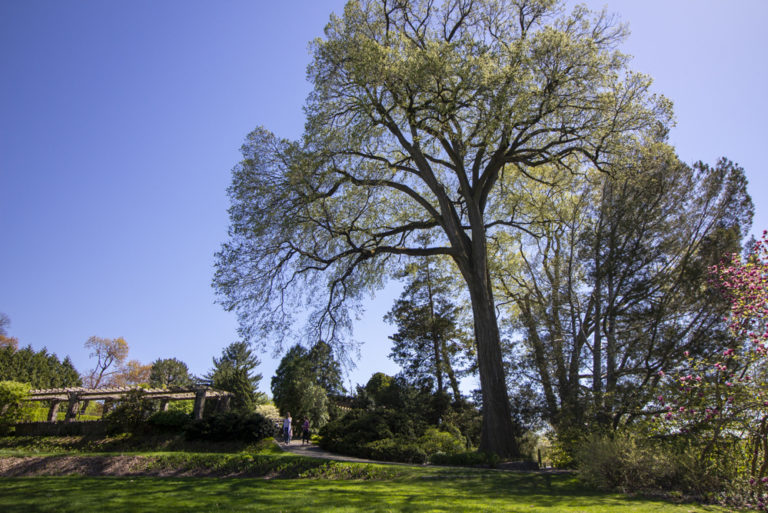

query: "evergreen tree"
left=0, top=345, right=81, bottom=388
left=206, top=341, right=264, bottom=411
left=385, top=260, right=470, bottom=399
left=271, top=341, right=344, bottom=426
left=149, top=357, right=193, bottom=387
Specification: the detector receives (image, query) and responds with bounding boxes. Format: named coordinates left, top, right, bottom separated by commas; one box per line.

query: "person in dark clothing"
left=301, top=417, right=310, bottom=445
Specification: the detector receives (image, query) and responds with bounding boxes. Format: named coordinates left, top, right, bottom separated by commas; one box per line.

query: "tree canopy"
left=214, top=0, right=673, bottom=457
left=84, top=336, right=129, bottom=388
left=495, top=154, right=753, bottom=434
left=271, top=341, right=344, bottom=426
left=0, top=345, right=81, bottom=388
left=149, top=357, right=193, bottom=388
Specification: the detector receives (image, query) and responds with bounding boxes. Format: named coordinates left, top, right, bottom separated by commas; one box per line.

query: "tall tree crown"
left=214, top=0, right=671, bottom=348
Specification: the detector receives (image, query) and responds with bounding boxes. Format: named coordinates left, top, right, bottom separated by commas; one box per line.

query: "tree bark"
left=425, top=263, right=445, bottom=395
left=465, top=264, right=520, bottom=458
left=442, top=337, right=463, bottom=400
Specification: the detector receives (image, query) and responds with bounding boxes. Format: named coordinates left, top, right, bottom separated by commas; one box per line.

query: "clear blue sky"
left=1, top=1, right=766, bottom=395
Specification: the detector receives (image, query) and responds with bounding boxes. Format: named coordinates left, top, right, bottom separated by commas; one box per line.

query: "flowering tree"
left=654, top=230, right=768, bottom=506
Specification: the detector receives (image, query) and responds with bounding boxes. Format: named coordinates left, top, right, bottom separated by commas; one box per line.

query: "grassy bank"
left=0, top=435, right=743, bottom=512
left=0, top=473, right=736, bottom=513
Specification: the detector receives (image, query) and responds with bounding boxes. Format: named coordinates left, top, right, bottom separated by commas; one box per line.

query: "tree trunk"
left=465, top=265, right=520, bottom=458
left=425, top=263, right=445, bottom=394
left=442, top=337, right=462, bottom=400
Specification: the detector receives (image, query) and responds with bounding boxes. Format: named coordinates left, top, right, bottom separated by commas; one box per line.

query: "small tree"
left=111, top=360, right=152, bottom=386
left=654, top=230, right=768, bottom=504
left=149, top=358, right=193, bottom=387
left=84, top=336, right=128, bottom=388
left=0, top=313, right=18, bottom=350
left=385, top=260, right=470, bottom=398
left=207, top=341, right=265, bottom=411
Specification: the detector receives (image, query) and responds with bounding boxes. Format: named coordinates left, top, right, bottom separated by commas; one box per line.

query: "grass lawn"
left=0, top=436, right=742, bottom=512
left=0, top=472, right=736, bottom=513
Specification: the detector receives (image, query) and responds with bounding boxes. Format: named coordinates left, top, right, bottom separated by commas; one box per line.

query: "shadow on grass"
left=0, top=474, right=728, bottom=513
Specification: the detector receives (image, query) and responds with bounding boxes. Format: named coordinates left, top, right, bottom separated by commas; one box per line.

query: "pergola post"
left=102, top=399, right=114, bottom=418
left=64, top=394, right=80, bottom=422
left=192, top=389, right=207, bottom=420
left=159, top=399, right=170, bottom=412
left=47, top=400, right=61, bottom=422
left=216, top=395, right=231, bottom=413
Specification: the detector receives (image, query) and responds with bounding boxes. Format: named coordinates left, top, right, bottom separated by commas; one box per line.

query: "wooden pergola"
left=26, top=386, right=232, bottom=422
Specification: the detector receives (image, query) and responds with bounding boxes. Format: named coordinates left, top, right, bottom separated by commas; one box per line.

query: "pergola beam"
left=23, top=386, right=233, bottom=422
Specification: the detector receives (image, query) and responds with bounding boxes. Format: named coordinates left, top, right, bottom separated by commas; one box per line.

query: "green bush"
left=319, top=408, right=469, bottom=463
left=576, top=433, right=691, bottom=492
left=430, top=451, right=499, bottom=467
left=104, top=390, right=154, bottom=434
left=184, top=411, right=276, bottom=442
left=0, top=381, right=32, bottom=434
left=319, top=408, right=417, bottom=457
left=147, top=410, right=191, bottom=431
left=167, top=400, right=193, bottom=414
left=417, top=427, right=465, bottom=456
left=365, top=437, right=427, bottom=464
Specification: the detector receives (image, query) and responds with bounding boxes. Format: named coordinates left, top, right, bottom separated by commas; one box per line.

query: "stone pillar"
left=102, top=399, right=114, bottom=418
left=160, top=399, right=170, bottom=412
left=47, top=401, right=61, bottom=422
left=192, top=389, right=207, bottom=420
left=65, top=394, right=81, bottom=422
left=216, top=395, right=231, bottom=413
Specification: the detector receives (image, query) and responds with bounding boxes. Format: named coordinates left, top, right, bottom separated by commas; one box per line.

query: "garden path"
left=279, top=440, right=560, bottom=472
left=279, top=439, right=402, bottom=464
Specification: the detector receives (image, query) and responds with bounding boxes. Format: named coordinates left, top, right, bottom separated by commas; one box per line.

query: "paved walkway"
left=278, top=440, right=557, bottom=472
left=278, top=439, right=391, bottom=464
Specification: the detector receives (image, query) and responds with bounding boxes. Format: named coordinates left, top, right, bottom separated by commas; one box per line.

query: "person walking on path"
left=282, top=412, right=292, bottom=444
left=301, top=417, right=310, bottom=445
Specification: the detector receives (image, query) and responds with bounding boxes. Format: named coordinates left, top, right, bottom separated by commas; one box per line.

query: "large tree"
left=214, top=0, right=671, bottom=457
left=494, top=152, right=753, bottom=434
left=271, top=341, right=344, bottom=426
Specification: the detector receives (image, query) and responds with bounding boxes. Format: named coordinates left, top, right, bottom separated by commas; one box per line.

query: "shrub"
left=547, top=427, right=584, bottom=468
left=365, top=437, right=427, bottom=464
left=418, top=427, right=465, bottom=455
left=576, top=433, right=688, bottom=492
left=104, top=389, right=154, bottom=433
left=0, top=381, right=32, bottom=434
left=184, top=411, right=276, bottom=442
left=319, top=408, right=469, bottom=463
left=319, top=408, right=417, bottom=457
left=430, top=451, right=500, bottom=467
left=147, top=410, right=191, bottom=431
left=167, top=400, right=193, bottom=414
